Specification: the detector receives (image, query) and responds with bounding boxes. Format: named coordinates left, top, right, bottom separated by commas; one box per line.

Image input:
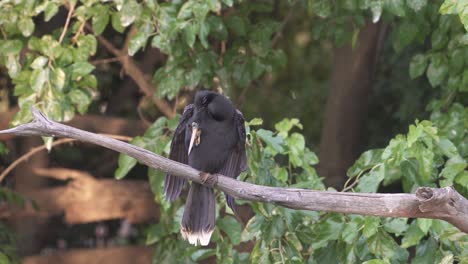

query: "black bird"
left=164, top=90, right=247, bottom=246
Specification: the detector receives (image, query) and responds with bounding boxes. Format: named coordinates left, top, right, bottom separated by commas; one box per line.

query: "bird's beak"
left=188, top=122, right=201, bottom=155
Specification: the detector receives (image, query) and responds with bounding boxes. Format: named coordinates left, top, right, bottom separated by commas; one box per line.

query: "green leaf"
left=256, top=129, right=285, bottom=153
left=191, top=249, right=216, bottom=261
left=363, top=217, right=380, bottom=238
left=401, top=221, right=425, bottom=248
left=51, top=68, right=66, bottom=91
left=441, top=155, right=467, bottom=182
left=199, top=21, right=210, bottom=49
left=115, top=136, right=145, bottom=179
left=77, top=35, right=98, bottom=56
left=70, top=62, right=95, bottom=80
left=30, top=68, right=49, bottom=92
left=309, top=0, right=332, bottom=18
left=438, top=138, right=459, bottom=158
left=384, top=0, right=406, bottom=17
left=417, top=219, right=432, bottom=234
left=407, top=0, right=427, bottom=11
left=247, top=118, right=263, bottom=126
left=383, top=218, right=408, bottom=236
left=262, top=215, right=285, bottom=241
left=111, top=11, right=125, bottom=33
left=410, top=54, right=428, bottom=79
left=367, top=231, right=407, bottom=261
left=356, top=170, right=384, bottom=193
left=241, top=215, right=263, bottom=242
left=6, top=55, right=21, bottom=78
left=217, top=216, right=242, bottom=245
left=120, top=0, right=141, bottom=27
left=431, top=29, right=448, bottom=50
left=286, top=133, right=305, bottom=167
left=128, top=31, right=149, bottom=56
left=92, top=5, right=110, bottom=35
left=347, top=149, right=383, bottom=177
left=312, top=214, right=344, bottom=249
left=273, top=167, right=288, bottom=183
left=69, top=89, right=92, bottom=114
left=427, top=56, right=448, bottom=87
left=154, top=66, right=185, bottom=100
left=18, top=17, right=35, bottom=37
left=342, top=220, right=360, bottom=244
left=184, top=23, right=197, bottom=48
left=369, top=0, right=383, bottom=23
left=439, top=0, right=457, bottom=14
left=412, top=238, right=437, bottom=264
left=0, top=40, right=23, bottom=55
left=44, top=2, right=59, bottom=21
left=30, top=56, right=49, bottom=70
left=275, top=118, right=302, bottom=137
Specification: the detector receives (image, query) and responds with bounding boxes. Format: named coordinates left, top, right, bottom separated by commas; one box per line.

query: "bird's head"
left=188, top=90, right=236, bottom=155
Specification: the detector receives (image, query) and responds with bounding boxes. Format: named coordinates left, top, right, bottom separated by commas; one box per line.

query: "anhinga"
left=164, top=90, right=247, bottom=246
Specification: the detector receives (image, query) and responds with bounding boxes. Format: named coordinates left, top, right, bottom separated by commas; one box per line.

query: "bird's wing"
left=164, top=104, right=194, bottom=201
left=219, top=109, right=247, bottom=212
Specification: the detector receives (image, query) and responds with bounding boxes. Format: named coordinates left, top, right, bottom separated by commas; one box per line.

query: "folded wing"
left=219, top=109, right=247, bottom=212
left=163, top=104, right=194, bottom=201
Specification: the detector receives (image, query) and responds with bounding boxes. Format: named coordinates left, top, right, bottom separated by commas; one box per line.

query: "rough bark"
left=318, top=21, right=387, bottom=188
left=1, top=168, right=158, bottom=224
left=22, top=246, right=152, bottom=264
left=1, top=108, right=467, bottom=233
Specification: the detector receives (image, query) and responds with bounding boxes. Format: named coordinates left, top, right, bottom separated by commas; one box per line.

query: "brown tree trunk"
left=12, top=137, right=49, bottom=255
left=317, top=21, right=387, bottom=189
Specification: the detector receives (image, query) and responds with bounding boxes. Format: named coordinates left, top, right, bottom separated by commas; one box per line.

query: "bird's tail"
left=181, top=183, right=215, bottom=246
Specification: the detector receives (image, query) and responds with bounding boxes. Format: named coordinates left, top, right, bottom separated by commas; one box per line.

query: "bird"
left=163, top=90, right=247, bottom=246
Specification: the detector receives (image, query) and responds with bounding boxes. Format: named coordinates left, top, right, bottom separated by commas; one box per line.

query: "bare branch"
left=58, top=2, right=74, bottom=44
left=1, top=107, right=467, bottom=233
left=0, top=134, right=131, bottom=183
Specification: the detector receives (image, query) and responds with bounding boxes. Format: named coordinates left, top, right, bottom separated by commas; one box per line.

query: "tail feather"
left=164, top=174, right=186, bottom=201
left=181, top=183, right=215, bottom=246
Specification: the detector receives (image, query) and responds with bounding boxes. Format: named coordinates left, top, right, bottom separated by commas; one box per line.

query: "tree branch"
left=1, top=108, right=467, bottom=233
left=85, top=24, right=174, bottom=118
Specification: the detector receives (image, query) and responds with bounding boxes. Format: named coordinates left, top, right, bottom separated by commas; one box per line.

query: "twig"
left=71, top=21, right=86, bottom=44
left=0, top=108, right=467, bottom=233
left=59, top=2, right=75, bottom=44
left=0, top=134, right=131, bottom=183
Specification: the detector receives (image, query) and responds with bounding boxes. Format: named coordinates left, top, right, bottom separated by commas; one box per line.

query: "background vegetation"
left=0, top=0, right=467, bottom=263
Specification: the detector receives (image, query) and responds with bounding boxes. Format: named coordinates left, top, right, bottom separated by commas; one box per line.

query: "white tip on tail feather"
left=181, top=228, right=214, bottom=246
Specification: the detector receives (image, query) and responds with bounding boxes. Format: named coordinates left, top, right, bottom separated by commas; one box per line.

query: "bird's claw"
left=199, top=172, right=217, bottom=187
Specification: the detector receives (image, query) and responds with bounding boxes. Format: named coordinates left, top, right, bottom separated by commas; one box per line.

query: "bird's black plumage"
left=164, top=90, right=247, bottom=246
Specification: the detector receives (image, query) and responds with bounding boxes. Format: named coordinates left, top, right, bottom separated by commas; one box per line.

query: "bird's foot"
left=199, top=172, right=217, bottom=187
